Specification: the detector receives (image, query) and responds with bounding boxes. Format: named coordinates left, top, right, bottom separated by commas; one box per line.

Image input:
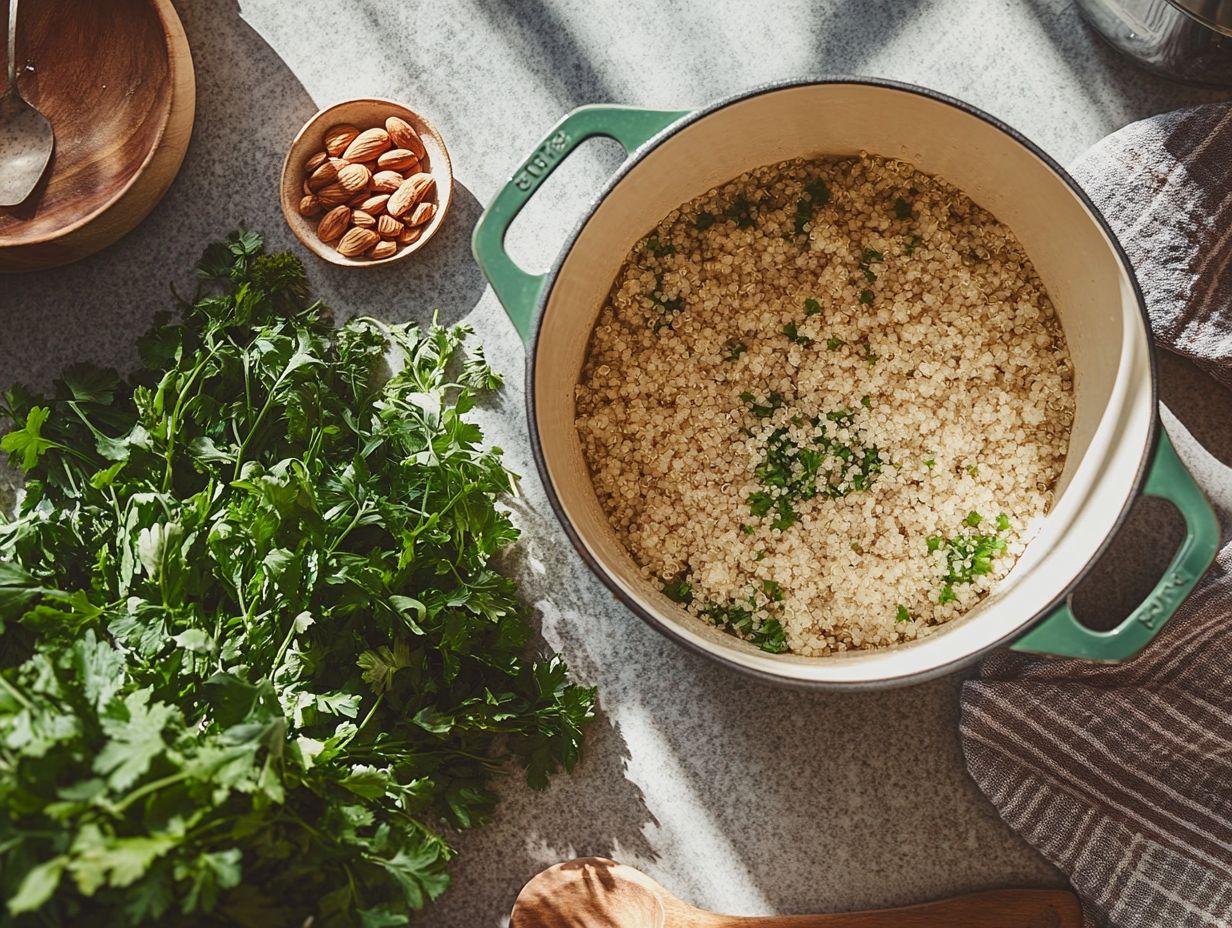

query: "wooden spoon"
left=511, top=858, right=1082, bottom=928
left=0, top=0, right=54, bottom=206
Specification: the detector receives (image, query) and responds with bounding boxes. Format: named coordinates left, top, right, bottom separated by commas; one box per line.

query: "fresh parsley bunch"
left=0, top=232, right=595, bottom=926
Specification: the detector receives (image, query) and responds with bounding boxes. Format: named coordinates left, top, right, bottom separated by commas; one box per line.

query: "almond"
left=372, top=171, right=404, bottom=194
left=337, top=227, right=380, bottom=257
left=377, top=214, right=403, bottom=238
left=307, top=160, right=339, bottom=191
left=336, top=162, right=371, bottom=195
left=369, top=239, right=398, bottom=260
left=408, top=201, right=436, bottom=227
left=386, top=116, right=426, bottom=160
left=298, top=194, right=321, bottom=217
left=317, top=206, right=351, bottom=243
left=348, top=191, right=371, bottom=207
left=316, top=183, right=352, bottom=208
left=302, top=179, right=313, bottom=196
left=351, top=210, right=376, bottom=229
left=342, top=127, right=391, bottom=163
left=304, top=150, right=329, bottom=173
left=398, top=225, right=423, bottom=246
left=324, top=124, right=360, bottom=157
left=387, top=173, right=435, bottom=217
left=377, top=149, right=419, bottom=172
left=361, top=194, right=390, bottom=215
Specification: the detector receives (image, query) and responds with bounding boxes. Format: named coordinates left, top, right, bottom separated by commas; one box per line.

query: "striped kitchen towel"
left=960, top=103, right=1232, bottom=928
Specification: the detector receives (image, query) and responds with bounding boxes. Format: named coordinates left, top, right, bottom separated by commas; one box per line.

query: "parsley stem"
left=338, top=694, right=385, bottom=750
left=269, top=613, right=304, bottom=680
left=326, top=503, right=373, bottom=555
left=162, top=357, right=209, bottom=490
left=231, top=354, right=312, bottom=479
left=111, top=769, right=193, bottom=814
left=0, top=674, right=33, bottom=711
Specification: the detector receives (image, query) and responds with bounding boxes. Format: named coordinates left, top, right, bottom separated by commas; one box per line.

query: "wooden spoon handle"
left=700, top=889, right=1083, bottom=928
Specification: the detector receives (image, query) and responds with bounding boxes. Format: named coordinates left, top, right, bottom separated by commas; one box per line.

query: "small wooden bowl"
left=0, top=0, right=195, bottom=272
left=280, top=99, right=453, bottom=267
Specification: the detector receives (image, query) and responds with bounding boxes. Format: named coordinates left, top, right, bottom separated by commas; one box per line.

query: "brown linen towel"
left=960, top=102, right=1232, bottom=928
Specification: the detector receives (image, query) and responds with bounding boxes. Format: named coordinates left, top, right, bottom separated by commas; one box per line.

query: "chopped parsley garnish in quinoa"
left=662, top=577, right=693, bottom=604
left=793, top=177, right=832, bottom=235
left=743, top=398, right=883, bottom=530
left=693, top=588, right=790, bottom=653
left=860, top=248, right=884, bottom=283
left=929, top=513, right=1013, bottom=601
left=646, top=234, right=675, bottom=257
left=783, top=322, right=812, bottom=346
left=725, top=194, right=756, bottom=229
left=740, top=390, right=785, bottom=418
left=647, top=274, right=684, bottom=330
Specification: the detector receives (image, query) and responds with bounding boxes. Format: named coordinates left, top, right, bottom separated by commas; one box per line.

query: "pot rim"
left=523, top=76, right=1159, bottom=689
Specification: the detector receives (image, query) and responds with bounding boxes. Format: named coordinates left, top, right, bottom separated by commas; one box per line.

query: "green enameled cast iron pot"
left=472, top=78, right=1220, bottom=688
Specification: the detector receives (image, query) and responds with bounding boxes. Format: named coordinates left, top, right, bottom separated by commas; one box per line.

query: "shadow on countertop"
left=423, top=704, right=661, bottom=926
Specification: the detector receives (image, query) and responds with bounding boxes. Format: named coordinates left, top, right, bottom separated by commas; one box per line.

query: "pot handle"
left=472, top=104, right=691, bottom=343
left=1011, top=427, right=1218, bottom=662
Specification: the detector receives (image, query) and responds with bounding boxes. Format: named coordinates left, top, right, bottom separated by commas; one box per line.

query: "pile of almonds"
left=298, top=115, right=438, bottom=261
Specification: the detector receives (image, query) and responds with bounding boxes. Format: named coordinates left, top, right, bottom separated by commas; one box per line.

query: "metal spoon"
left=0, top=0, right=53, bottom=206
left=511, top=858, right=1083, bottom=928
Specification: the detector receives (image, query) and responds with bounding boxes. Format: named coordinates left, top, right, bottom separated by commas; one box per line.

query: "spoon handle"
left=699, top=889, right=1082, bottom=928
left=6, top=0, right=18, bottom=95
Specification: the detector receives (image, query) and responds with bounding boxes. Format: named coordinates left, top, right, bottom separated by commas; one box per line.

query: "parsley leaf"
left=662, top=578, right=693, bottom=604
left=0, top=405, right=56, bottom=471
left=783, top=323, right=811, bottom=347
left=724, top=194, right=756, bottom=229
left=753, top=619, right=788, bottom=653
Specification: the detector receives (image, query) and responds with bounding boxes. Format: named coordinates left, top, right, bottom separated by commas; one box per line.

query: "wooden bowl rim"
left=3, top=0, right=181, bottom=248
left=279, top=97, right=454, bottom=268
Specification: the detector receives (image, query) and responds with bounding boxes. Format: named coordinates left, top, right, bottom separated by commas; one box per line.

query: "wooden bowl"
left=0, top=0, right=195, bottom=273
left=279, top=99, right=453, bottom=267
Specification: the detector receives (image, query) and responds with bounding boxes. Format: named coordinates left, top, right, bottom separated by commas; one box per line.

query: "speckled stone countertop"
left=3, top=1, right=1231, bottom=923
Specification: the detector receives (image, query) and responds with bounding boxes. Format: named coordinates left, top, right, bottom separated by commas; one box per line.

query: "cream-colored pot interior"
left=533, top=83, right=1154, bottom=685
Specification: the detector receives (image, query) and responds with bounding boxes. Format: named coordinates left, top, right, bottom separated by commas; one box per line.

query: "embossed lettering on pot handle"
left=472, top=104, right=690, bottom=344
left=1012, top=428, right=1219, bottom=662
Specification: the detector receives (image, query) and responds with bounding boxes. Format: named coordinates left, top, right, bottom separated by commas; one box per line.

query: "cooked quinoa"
left=574, top=154, right=1074, bottom=656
